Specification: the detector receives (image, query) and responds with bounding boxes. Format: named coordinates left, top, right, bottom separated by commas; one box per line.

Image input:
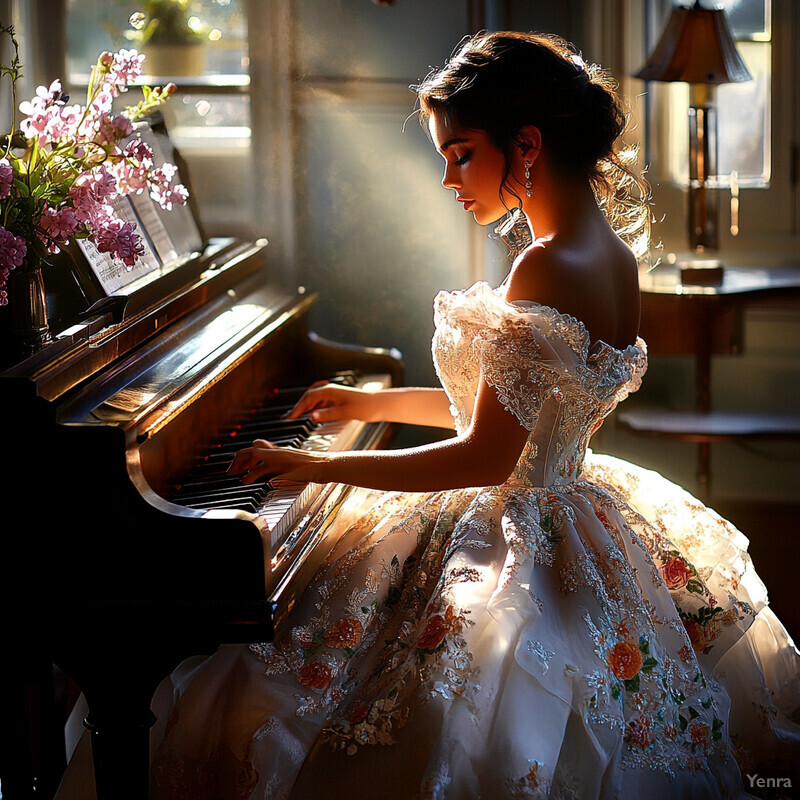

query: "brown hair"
left=414, top=31, right=650, bottom=257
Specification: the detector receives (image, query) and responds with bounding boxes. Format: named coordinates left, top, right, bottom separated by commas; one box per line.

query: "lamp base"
left=679, top=259, right=725, bottom=285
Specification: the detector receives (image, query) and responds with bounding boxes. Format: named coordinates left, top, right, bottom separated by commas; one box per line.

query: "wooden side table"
left=617, top=264, right=800, bottom=500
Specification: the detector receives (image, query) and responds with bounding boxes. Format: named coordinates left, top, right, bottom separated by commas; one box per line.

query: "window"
left=642, top=0, right=798, bottom=259
left=64, top=0, right=255, bottom=237
left=664, top=0, right=771, bottom=189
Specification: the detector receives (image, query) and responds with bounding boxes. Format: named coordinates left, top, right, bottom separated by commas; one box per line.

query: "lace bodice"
left=432, top=281, right=647, bottom=487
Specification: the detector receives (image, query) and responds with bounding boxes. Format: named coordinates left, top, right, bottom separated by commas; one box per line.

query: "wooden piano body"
left=0, top=227, right=403, bottom=798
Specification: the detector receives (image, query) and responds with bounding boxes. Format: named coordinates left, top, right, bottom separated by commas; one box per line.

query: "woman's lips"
left=458, top=198, right=474, bottom=211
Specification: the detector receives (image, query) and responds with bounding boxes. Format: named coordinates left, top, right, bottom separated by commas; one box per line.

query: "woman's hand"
left=227, top=439, right=322, bottom=485
left=286, top=382, right=378, bottom=423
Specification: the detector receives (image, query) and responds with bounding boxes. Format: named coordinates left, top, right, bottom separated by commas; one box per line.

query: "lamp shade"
left=634, top=1, right=751, bottom=84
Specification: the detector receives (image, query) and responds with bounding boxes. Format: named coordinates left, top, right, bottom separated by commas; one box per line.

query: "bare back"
left=503, top=213, right=640, bottom=351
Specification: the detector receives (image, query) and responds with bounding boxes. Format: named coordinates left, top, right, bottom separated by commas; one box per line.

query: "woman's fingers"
left=228, top=440, right=275, bottom=476
left=228, top=440, right=307, bottom=485
left=286, top=383, right=357, bottom=420
left=285, top=383, right=334, bottom=419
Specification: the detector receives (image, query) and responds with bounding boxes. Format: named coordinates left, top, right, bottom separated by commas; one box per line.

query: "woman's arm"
left=229, top=378, right=529, bottom=492
left=288, top=383, right=456, bottom=429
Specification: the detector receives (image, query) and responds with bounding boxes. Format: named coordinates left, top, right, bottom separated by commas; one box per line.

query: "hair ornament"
left=570, top=54, right=587, bottom=72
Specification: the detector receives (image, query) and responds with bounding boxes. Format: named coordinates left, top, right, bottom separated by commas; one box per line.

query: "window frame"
left=638, top=0, right=799, bottom=262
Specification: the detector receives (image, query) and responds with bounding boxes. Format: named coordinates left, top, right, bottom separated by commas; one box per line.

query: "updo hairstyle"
left=414, top=31, right=650, bottom=257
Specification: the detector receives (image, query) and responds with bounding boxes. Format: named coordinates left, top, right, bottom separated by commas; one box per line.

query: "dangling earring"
left=524, top=160, right=532, bottom=198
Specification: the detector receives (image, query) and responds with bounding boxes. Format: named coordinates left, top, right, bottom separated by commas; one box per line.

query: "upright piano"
left=0, top=124, right=403, bottom=800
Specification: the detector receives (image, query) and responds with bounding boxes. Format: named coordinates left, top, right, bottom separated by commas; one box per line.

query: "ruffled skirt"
left=150, top=453, right=800, bottom=800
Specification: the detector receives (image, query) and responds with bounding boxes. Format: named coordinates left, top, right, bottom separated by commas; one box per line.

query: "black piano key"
left=168, top=370, right=365, bottom=515
left=168, top=380, right=332, bottom=513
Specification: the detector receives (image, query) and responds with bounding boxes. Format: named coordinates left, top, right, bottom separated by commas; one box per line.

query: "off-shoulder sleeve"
left=434, top=282, right=591, bottom=432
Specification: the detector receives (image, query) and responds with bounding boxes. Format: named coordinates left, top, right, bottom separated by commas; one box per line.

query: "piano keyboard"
left=168, top=372, right=388, bottom=551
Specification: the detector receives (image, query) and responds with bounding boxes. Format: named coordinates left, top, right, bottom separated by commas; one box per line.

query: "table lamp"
left=634, top=1, right=751, bottom=280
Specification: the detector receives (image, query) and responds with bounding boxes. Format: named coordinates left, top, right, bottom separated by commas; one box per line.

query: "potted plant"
left=0, top=25, right=187, bottom=354
left=128, top=0, right=208, bottom=77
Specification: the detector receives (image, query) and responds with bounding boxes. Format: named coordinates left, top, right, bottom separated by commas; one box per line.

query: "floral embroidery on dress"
left=150, top=280, right=800, bottom=800
left=505, top=759, right=551, bottom=799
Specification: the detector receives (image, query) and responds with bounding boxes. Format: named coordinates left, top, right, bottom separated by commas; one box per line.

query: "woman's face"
left=429, top=112, right=514, bottom=226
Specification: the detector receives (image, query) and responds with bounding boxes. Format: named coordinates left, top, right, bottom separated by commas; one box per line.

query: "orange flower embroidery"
left=417, top=605, right=458, bottom=650
left=683, top=618, right=721, bottom=653
left=626, top=718, right=653, bottom=749
left=689, top=722, right=710, bottom=746
left=721, top=607, right=739, bottom=627
left=608, top=640, right=643, bottom=680
left=678, top=644, right=694, bottom=663
left=297, top=661, right=332, bottom=690
left=324, top=617, right=364, bottom=649
left=660, top=557, right=693, bottom=591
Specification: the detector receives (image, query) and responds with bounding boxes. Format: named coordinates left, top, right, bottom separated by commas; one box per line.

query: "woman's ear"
left=515, top=125, right=542, bottom=163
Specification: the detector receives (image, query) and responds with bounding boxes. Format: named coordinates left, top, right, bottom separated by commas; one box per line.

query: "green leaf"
left=688, top=706, right=699, bottom=719
left=678, top=714, right=688, bottom=732
left=641, top=657, right=658, bottom=673
left=611, top=683, right=621, bottom=700
left=623, top=673, right=640, bottom=693
left=638, top=636, right=650, bottom=654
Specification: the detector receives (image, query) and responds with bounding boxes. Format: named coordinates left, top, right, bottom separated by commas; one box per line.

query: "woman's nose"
left=441, top=163, right=458, bottom=190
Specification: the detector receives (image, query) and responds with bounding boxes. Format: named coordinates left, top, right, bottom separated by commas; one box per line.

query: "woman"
left=152, top=32, right=800, bottom=799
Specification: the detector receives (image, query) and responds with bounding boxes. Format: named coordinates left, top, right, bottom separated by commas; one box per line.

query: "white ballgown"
left=150, top=281, right=800, bottom=799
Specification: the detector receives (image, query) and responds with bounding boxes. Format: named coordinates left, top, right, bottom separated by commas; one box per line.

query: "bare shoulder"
left=503, top=238, right=562, bottom=305
left=504, top=235, right=640, bottom=349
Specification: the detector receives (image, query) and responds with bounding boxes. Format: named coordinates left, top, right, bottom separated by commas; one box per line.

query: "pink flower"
left=18, top=80, right=63, bottom=117
left=68, top=183, right=104, bottom=225
left=93, top=112, right=134, bottom=147
left=18, top=81, right=83, bottom=146
left=105, top=49, right=145, bottom=96
left=0, top=226, right=27, bottom=270
left=40, top=205, right=81, bottom=242
left=88, top=166, right=118, bottom=203
left=0, top=227, right=28, bottom=305
left=149, top=163, right=188, bottom=210
left=111, top=161, right=149, bottom=195
left=110, top=139, right=156, bottom=196
left=86, top=89, right=114, bottom=121
left=124, top=138, right=155, bottom=168
left=91, top=217, right=144, bottom=267
left=0, top=159, right=12, bottom=199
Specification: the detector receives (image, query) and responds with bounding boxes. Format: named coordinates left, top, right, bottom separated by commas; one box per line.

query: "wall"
left=250, top=0, right=587, bottom=391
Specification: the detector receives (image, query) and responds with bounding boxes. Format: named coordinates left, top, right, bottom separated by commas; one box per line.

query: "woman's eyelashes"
left=454, top=151, right=471, bottom=166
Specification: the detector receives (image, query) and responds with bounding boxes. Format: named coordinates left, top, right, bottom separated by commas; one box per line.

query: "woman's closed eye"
left=454, top=152, right=471, bottom=166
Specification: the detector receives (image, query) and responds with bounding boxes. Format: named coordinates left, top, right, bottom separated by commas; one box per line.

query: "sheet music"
left=74, top=117, right=204, bottom=298
left=136, top=123, right=204, bottom=258
left=129, top=190, right=179, bottom=265
left=76, top=195, right=161, bottom=295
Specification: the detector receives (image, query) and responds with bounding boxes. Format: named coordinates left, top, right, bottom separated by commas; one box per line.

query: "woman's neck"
left=521, top=168, right=599, bottom=242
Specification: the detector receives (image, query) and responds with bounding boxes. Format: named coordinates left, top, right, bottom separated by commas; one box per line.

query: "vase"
left=9, top=255, right=52, bottom=358
left=145, top=43, right=205, bottom=77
